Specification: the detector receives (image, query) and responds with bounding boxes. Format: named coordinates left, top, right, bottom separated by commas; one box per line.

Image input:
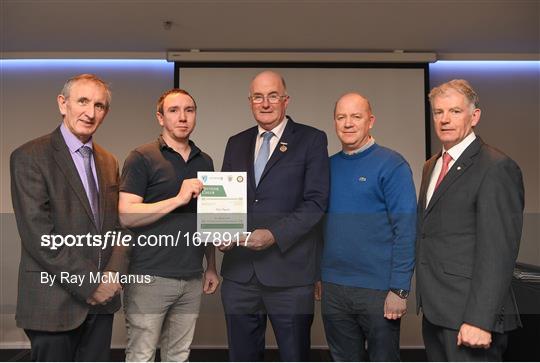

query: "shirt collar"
left=257, top=117, right=288, bottom=139
left=158, top=135, right=168, bottom=149
left=60, top=123, right=93, bottom=153
left=158, top=135, right=200, bottom=159
left=344, top=136, right=376, bottom=155
left=443, top=132, right=476, bottom=161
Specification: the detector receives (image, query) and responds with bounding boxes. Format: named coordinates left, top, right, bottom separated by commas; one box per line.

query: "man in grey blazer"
left=416, top=79, right=524, bottom=361
left=10, top=74, right=126, bottom=361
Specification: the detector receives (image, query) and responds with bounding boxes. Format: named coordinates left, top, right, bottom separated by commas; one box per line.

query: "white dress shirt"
left=426, top=132, right=477, bottom=207
left=254, top=117, right=288, bottom=161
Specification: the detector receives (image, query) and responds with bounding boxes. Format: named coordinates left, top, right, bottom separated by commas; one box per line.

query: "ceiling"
left=2, top=0, right=539, bottom=57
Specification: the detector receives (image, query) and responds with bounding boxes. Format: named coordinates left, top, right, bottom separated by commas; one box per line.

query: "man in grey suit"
left=10, top=74, right=126, bottom=361
left=416, top=79, right=524, bottom=361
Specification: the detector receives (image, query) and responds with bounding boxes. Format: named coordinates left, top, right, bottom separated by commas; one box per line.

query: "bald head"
left=250, top=71, right=287, bottom=94
left=334, top=93, right=372, bottom=116
left=334, top=92, right=375, bottom=153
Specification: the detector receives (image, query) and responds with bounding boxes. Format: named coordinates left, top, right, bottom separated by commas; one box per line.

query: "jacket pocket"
left=442, top=262, right=473, bottom=279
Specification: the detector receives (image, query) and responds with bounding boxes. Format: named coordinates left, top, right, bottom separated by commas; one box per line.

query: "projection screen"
left=176, top=65, right=428, bottom=191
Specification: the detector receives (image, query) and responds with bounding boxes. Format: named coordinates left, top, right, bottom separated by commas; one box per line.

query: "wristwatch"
left=390, top=288, right=409, bottom=299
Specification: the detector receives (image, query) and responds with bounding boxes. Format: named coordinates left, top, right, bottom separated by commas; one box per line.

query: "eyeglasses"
left=249, top=94, right=288, bottom=104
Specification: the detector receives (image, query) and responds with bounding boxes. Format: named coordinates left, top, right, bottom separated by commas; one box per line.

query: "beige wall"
left=1, top=60, right=538, bottom=349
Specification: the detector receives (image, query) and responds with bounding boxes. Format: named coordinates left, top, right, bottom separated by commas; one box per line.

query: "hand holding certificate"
left=197, top=172, right=249, bottom=248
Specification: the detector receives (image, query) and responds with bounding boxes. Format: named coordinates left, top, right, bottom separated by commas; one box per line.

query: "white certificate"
left=197, top=171, right=247, bottom=235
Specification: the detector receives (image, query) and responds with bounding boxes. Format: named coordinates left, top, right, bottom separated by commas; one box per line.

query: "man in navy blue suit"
left=219, top=70, right=329, bottom=361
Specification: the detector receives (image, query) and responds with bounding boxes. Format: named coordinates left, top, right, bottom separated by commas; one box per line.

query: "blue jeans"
left=322, top=282, right=401, bottom=361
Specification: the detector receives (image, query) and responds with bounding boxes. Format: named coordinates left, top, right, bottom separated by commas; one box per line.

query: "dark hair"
left=156, top=88, right=197, bottom=114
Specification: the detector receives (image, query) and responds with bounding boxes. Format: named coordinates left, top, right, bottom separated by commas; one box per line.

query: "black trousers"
left=24, top=314, right=114, bottom=362
left=221, top=276, right=314, bottom=362
left=422, top=316, right=508, bottom=362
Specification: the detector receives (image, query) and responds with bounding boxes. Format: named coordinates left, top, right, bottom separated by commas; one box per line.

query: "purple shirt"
left=60, top=123, right=100, bottom=198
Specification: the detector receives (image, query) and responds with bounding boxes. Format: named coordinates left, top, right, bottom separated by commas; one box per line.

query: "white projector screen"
left=177, top=66, right=428, bottom=192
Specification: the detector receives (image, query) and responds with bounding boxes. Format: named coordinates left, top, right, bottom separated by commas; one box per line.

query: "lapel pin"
left=457, top=166, right=462, bottom=171
left=279, top=142, right=288, bottom=152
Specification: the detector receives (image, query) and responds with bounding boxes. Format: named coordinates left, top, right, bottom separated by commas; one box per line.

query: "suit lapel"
left=419, top=153, right=439, bottom=214
left=257, top=117, right=295, bottom=186
left=51, top=127, right=98, bottom=230
left=246, top=128, right=258, bottom=194
left=93, top=143, right=107, bottom=232
left=424, top=138, right=483, bottom=216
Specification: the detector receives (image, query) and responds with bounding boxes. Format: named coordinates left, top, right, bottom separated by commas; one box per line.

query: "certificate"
left=197, top=171, right=247, bottom=235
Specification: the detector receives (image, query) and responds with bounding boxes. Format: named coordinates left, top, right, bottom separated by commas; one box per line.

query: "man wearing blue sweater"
left=320, top=93, right=417, bottom=361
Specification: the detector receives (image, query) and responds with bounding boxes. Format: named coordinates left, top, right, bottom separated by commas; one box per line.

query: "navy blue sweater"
left=321, top=143, right=417, bottom=291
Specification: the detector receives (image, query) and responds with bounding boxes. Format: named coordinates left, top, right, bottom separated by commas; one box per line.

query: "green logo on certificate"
left=201, top=185, right=227, bottom=197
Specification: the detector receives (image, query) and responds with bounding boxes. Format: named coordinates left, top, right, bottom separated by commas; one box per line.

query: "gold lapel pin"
left=279, top=142, right=288, bottom=152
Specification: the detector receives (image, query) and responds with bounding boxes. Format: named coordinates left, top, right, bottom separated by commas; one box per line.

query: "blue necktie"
left=78, top=146, right=100, bottom=229
left=254, top=131, right=273, bottom=186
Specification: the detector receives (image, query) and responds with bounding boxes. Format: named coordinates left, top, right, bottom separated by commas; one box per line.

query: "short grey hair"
left=61, top=74, right=112, bottom=108
left=429, top=79, right=479, bottom=109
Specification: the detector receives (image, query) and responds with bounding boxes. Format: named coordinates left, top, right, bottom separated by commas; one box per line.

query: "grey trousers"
left=422, top=316, right=508, bottom=362
left=124, top=275, right=202, bottom=362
